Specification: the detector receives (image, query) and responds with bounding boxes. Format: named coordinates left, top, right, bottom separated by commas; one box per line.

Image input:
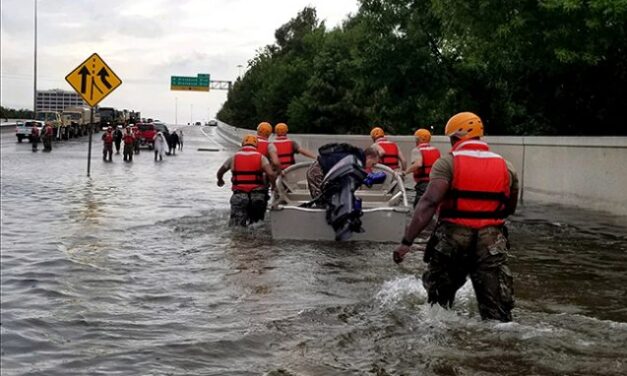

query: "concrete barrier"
left=216, top=121, right=627, bottom=216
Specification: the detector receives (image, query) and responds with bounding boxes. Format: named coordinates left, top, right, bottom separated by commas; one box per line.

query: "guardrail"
left=215, top=120, right=627, bottom=216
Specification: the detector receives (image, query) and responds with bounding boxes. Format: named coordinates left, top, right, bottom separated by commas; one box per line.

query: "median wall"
left=216, top=121, right=627, bottom=216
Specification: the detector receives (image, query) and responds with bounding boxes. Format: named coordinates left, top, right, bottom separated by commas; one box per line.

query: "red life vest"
left=376, top=138, right=400, bottom=170
left=103, top=132, right=113, bottom=144
left=31, top=127, right=40, bottom=137
left=123, top=134, right=134, bottom=144
left=257, top=136, right=270, bottom=157
left=413, top=143, right=441, bottom=183
left=438, top=140, right=510, bottom=229
left=273, top=136, right=295, bottom=170
left=231, top=146, right=265, bottom=192
left=45, top=126, right=53, bottom=136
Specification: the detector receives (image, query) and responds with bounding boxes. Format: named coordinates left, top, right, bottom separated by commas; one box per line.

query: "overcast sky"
left=1, top=0, right=358, bottom=124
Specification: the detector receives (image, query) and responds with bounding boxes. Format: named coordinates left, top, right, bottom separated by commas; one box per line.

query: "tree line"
left=1, top=106, right=35, bottom=121
left=218, top=0, right=627, bottom=136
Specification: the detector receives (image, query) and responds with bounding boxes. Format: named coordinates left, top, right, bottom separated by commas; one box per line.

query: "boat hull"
left=271, top=206, right=409, bottom=242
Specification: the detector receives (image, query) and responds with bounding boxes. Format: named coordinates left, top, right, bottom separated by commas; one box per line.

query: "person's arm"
left=262, top=162, right=276, bottom=189
left=393, top=178, right=449, bottom=263
left=267, top=145, right=282, bottom=171
left=217, top=158, right=232, bottom=187
left=296, top=145, right=316, bottom=159
left=398, top=150, right=407, bottom=171
left=505, top=163, right=520, bottom=216
left=405, top=152, right=423, bottom=175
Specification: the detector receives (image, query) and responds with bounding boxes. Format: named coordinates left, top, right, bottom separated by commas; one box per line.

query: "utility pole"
left=190, top=104, right=193, bottom=124
left=33, top=0, right=38, bottom=118
left=174, top=97, right=178, bottom=125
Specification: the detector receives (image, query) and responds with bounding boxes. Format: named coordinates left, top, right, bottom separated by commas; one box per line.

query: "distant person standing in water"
left=153, top=132, right=167, bottom=161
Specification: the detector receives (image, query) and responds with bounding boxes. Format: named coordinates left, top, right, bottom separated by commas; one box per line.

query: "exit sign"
left=170, top=74, right=210, bottom=91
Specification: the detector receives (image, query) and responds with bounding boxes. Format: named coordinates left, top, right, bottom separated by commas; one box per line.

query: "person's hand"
left=217, top=178, right=225, bottom=187
left=393, top=244, right=411, bottom=264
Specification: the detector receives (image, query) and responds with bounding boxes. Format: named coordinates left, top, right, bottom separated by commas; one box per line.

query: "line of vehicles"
left=15, top=106, right=147, bottom=143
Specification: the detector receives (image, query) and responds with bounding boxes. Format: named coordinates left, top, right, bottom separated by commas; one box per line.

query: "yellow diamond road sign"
left=65, top=53, right=122, bottom=107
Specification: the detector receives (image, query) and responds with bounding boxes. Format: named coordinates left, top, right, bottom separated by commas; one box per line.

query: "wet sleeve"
left=260, top=155, right=270, bottom=168
left=222, top=156, right=233, bottom=170
left=268, top=144, right=277, bottom=154
left=429, top=155, right=453, bottom=182
left=410, top=148, right=423, bottom=165
left=505, top=160, right=519, bottom=192
left=292, top=140, right=301, bottom=154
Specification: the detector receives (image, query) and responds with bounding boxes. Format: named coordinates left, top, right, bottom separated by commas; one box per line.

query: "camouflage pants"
left=103, top=144, right=113, bottom=160
left=123, top=144, right=134, bottom=161
left=422, top=222, right=514, bottom=322
left=413, top=181, right=429, bottom=207
left=229, top=190, right=269, bottom=227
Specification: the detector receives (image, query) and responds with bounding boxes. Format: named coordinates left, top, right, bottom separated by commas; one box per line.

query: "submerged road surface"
left=1, top=126, right=626, bottom=375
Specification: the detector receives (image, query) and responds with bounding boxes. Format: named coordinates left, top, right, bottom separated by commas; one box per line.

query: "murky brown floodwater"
left=1, top=126, right=626, bottom=375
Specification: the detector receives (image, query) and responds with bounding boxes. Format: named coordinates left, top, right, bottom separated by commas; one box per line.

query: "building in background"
left=36, top=89, right=87, bottom=113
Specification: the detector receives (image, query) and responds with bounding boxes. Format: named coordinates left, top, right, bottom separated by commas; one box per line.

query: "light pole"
left=174, top=97, right=178, bottom=125
left=33, top=0, right=37, bottom=117
left=190, top=104, right=193, bottom=124
left=236, top=64, right=243, bottom=78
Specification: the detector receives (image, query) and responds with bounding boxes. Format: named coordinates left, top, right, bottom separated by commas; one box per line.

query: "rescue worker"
left=405, top=128, right=441, bottom=207
left=216, top=134, right=276, bottom=227
left=114, top=126, right=123, bottom=154
left=123, top=127, right=135, bottom=162
left=102, top=127, right=114, bottom=161
left=178, top=130, right=183, bottom=151
left=393, top=112, right=519, bottom=322
left=370, top=127, right=406, bottom=172
left=133, top=127, right=141, bottom=154
left=42, top=123, right=54, bottom=152
left=270, top=122, right=316, bottom=171
left=31, top=124, right=40, bottom=152
left=256, top=122, right=273, bottom=158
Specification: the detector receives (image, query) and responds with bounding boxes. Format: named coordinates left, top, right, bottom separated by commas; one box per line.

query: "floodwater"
left=1, top=126, right=626, bottom=375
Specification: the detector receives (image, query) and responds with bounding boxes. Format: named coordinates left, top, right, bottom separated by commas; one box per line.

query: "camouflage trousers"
left=229, top=190, right=269, bottom=227
left=413, top=181, right=429, bottom=207
left=422, top=222, right=514, bottom=322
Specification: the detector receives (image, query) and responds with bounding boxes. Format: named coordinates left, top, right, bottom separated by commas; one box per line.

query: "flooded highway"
left=1, top=126, right=626, bottom=375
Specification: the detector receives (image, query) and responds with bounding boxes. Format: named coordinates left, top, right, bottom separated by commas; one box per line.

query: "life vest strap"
left=448, top=189, right=508, bottom=202
left=439, top=209, right=509, bottom=219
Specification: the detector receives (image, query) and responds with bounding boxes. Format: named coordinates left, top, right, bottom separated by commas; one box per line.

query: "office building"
left=36, top=89, right=87, bottom=113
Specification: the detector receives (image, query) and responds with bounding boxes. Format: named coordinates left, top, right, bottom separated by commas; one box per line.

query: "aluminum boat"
left=270, top=162, right=410, bottom=242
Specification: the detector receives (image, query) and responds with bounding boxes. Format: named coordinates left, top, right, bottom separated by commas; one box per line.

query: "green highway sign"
left=170, top=73, right=210, bottom=91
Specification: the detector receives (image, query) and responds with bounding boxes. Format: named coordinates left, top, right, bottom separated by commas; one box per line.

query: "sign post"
left=65, top=53, right=122, bottom=176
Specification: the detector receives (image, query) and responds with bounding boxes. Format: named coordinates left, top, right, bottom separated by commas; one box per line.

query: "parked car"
left=153, top=122, right=170, bottom=137
left=15, top=120, right=44, bottom=142
left=208, top=119, right=218, bottom=126
left=135, top=122, right=157, bottom=149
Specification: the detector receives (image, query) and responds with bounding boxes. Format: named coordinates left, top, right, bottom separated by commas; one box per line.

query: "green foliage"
left=0, top=106, right=35, bottom=120
left=218, top=2, right=627, bottom=135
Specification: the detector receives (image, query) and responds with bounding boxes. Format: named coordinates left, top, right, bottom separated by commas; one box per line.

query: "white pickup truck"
left=15, top=120, right=44, bottom=143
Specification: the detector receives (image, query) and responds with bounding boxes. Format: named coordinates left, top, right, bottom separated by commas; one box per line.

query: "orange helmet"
left=414, top=128, right=431, bottom=143
left=241, top=134, right=258, bottom=147
left=445, top=112, right=484, bottom=140
left=257, top=122, right=272, bottom=137
left=370, top=127, right=384, bottom=140
left=275, top=123, right=288, bottom=136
